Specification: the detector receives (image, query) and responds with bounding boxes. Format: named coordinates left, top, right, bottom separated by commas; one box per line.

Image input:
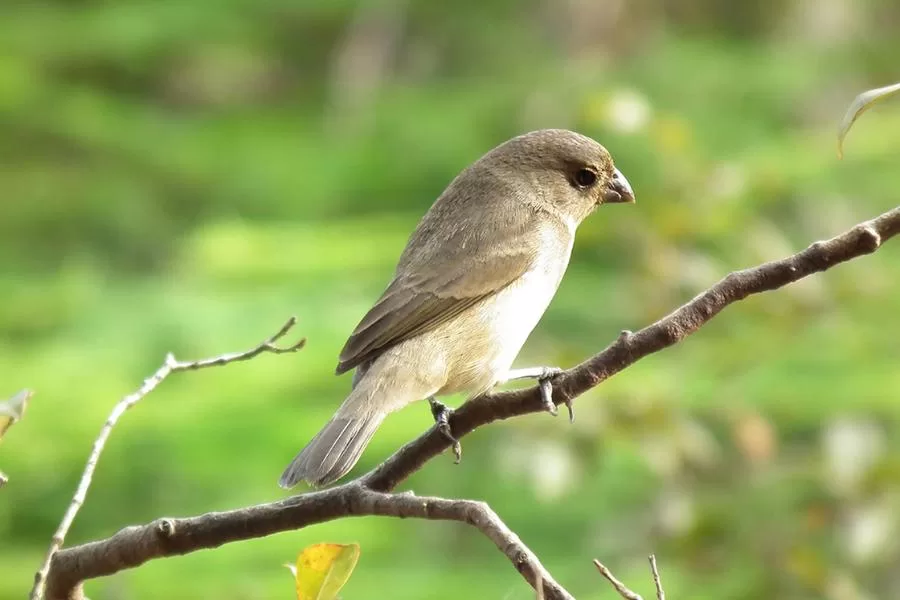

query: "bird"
left=279, top=128, right=634, bottom=488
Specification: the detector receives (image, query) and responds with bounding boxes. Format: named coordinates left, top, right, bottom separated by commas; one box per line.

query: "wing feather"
left=335, top=175, right=543, bottom=374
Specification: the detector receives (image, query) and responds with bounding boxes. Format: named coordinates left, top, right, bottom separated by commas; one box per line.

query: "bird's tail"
left=278, top=409, right=385, bottom=489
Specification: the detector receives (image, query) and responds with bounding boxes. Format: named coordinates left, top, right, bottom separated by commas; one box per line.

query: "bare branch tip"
left=268, top=316, right=299, bottom=343
left=262, top=317, right=306, bottom=354
left=594, top=559, right=644, bottom=600
left=648, top=555, right=665, bottom=600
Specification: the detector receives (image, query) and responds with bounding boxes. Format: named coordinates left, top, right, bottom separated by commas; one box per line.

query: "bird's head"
left=482, top=128, right=635, bottom=226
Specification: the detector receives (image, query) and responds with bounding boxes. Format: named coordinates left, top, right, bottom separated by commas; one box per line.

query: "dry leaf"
left=291, top=542, right=360, bottom=600
left=837, top=82, right=900, bottom=158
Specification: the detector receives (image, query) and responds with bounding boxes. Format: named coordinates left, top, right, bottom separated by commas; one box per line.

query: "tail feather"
left=278, top=411, right=384, bottom=489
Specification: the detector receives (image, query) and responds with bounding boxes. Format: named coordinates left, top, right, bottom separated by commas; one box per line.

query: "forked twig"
left=29, top=319, right=305, bottom=600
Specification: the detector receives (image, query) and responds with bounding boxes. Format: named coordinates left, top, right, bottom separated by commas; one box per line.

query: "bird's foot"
left=503, top=366, right=573, bottom=423
left=428, top=397, right=461, bottom=464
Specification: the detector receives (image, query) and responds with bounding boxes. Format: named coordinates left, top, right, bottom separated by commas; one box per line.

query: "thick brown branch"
left=47, top=486, right=572, bottom=600
left=43, top=206, right=900, bottom=599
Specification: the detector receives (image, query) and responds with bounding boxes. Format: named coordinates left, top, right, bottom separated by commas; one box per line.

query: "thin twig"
left=594, top=555, right=667, bottom=600
left=594, top=559, right=643, bottom=600
left=648, top=555, right=664, bottom=600
left=29, top=319, right=305, bottom=600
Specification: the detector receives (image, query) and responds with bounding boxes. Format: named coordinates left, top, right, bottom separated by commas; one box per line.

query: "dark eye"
left=573, top=168, right=597, bottom=188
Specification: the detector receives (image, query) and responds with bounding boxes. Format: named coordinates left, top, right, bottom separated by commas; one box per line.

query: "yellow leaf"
left=837, top=81, right=900, bottom=159
left=0, top=390, right=33, bottom=441
left=293, top=543, right=360, bottom=600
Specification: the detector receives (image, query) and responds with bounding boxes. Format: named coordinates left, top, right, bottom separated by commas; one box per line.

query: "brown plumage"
left=279, top=129, right=634, bottom=488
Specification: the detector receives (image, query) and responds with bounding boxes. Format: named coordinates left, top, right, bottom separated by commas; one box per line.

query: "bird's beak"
left=602, top=168, right=635, bottom=204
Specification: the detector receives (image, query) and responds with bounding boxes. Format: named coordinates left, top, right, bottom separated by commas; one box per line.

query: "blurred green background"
left=2, top=1, right=900, bottom=598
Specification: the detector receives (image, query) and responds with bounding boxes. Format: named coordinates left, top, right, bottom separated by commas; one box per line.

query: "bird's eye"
left=573, top=168, right=597, bottom=188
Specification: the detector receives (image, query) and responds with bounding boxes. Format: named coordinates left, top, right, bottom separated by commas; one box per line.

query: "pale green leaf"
left=837, top=82, right=900, bottom=158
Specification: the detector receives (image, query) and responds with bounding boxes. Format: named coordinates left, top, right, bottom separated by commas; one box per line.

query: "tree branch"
left=362, top=206, right=900, bottom=491
left=46, top=485, right=572, bottom=600
left=41, top=205, right=900, bottom=600
left=31, top=319, right=306, bottom=600
left=356, top=489, right=572, bottom=600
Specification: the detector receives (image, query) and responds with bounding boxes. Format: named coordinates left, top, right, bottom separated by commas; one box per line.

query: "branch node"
left=155, top=518, right=176, bottom=538
left=810, top=240, right=828, bottom=254
left=858, top=224, right=882, bottom=251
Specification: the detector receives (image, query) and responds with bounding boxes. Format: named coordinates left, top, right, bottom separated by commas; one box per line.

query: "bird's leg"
left=500, top=367, right=574, bottom=423
left=428, top=396, right=461, bottom=464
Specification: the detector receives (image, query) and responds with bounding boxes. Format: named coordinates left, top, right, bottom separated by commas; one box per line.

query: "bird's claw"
left=429, top=397, right=462, bottom=464
left=535, top=367, right=573, bottom=422
left=537, top=367, right=566, bottom=418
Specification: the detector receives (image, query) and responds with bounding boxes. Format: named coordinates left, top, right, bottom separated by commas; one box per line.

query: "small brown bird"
left=279, top=129, right=634, bottom=488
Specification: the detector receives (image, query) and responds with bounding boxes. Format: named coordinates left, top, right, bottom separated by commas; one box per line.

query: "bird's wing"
left=335, top=202, right=542, bottom=375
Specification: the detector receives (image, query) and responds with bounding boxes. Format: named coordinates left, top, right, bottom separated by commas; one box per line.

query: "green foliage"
left=2, top=1, right=900, bottom=599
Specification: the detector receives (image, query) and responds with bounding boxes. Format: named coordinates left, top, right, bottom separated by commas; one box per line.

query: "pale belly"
left=438, top=249, right=570, bottom=397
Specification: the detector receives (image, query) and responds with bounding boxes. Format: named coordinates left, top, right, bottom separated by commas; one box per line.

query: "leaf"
left=292, top=542, right=360, bottom=600
left=0, top=389, right=33, bottom=441
left=837, top=81, right=900, bottom=159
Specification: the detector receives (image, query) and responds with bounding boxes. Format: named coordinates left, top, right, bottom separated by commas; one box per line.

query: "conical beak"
left=602, top=168, right=635, bottom=204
